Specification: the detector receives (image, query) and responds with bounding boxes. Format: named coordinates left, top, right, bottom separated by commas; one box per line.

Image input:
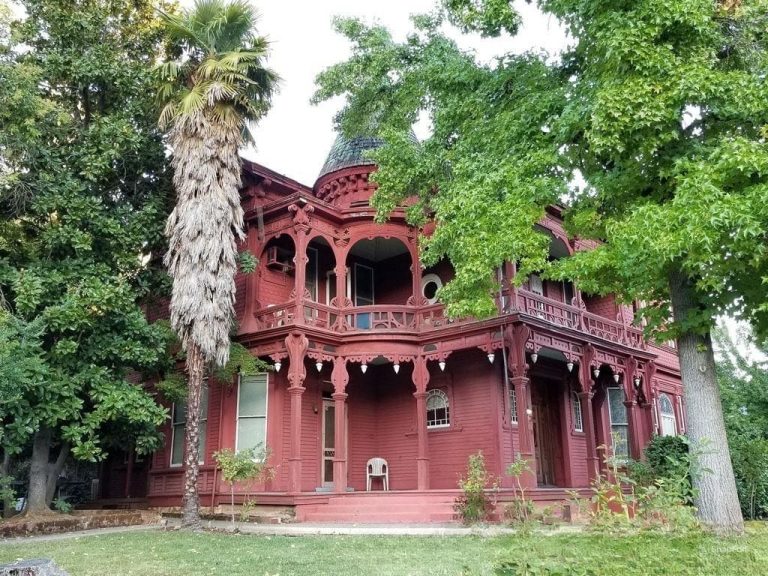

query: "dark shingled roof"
left=317, top=134, right=384, bottom=180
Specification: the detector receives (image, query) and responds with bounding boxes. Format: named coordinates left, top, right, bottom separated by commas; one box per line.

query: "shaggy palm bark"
left=669, top=267, right=744, bottom=535
left=165, top=111, right=244, bottom=528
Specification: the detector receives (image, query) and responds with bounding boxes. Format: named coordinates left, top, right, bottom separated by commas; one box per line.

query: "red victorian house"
left=117, top=135, right=684, bottom=522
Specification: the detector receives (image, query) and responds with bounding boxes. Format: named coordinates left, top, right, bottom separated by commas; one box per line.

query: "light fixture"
left=393, top=363, right=400, bottom=374
left=633, top=375, right=641, bottom=390
left=439, top=360, right=446, bottom=372
left=487, top=353, right=495, bottom=364
left=566, top=361, right=574, bottom=373
left=361, top=363, right=368, bottom=374
left=613, top=373, right=620, bottom=383
left=316, top=361, right=323, bottom=373
left=593, top=367, right=600, bottom=379
left=274, top=361, right=282, bottom=373
left=530, top=353, right=538, bottom=364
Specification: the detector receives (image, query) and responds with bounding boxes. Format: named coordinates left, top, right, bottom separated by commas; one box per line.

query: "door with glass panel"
left=321, top=399, right=335, bottom=487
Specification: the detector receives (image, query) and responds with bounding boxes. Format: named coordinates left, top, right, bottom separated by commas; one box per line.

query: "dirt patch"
left=0, top=510, right=161, bottom=538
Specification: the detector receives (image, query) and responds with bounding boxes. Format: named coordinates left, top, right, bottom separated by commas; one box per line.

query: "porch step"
left=296, top=492, right=458, bottom=523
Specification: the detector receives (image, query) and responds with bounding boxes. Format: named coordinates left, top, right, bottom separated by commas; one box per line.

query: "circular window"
left=421, top=273, right=443, bottom=305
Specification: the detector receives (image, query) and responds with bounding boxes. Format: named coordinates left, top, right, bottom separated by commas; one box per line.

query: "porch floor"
left=292, top=487, right=589, bottom=523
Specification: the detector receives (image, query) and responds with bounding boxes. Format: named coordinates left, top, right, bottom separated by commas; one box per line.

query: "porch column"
left=510, top=368, right=536, bottom=488
left=505, top=324, right=536, bottom=488
left=579, top=391, right=599, bottom=482
left=625, top=399, right=643, bottom=460
left=624, top=358, right=643, bottom=460
left=289, top=203, right=313, bottom=324
left=412, top=356, right=430, bottom=490
left=331, top=358, right=349, bottom=493
left=285, top=332, right=308, bottom=493
left=579, top=345, right=600, bottom=482
left=410, top=244, right=424, bottom=305
left=334, top=262, right=349, bottom=331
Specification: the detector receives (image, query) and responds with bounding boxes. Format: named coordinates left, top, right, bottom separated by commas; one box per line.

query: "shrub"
left=731, top=437, right=768, bottom=519
left=504, top=455, right=534, bottom=525
left=454, top=451, right=496, bottom=524
left=52, top=497, right=73, bottom=514
left=213, top=446, right=274, bottom=525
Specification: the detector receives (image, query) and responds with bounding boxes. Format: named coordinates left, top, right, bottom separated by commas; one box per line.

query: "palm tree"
left=156, top=0, right=277, bottom=529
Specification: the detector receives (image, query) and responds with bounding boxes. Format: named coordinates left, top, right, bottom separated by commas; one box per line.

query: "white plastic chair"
left=366, top=457, right=389, bottom=491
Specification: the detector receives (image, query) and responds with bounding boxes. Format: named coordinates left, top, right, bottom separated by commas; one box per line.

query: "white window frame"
left=306, top=246, right=319, bottom=302
left=571, top=391, right=583, bottom=432
left=235, top=373, right=269, bottom=457
left=426, top=389, right=450, bottom=429
left=421, top=273, right=443, bottom=305
left=529, top=274, right=544, bottom=296
left=353, top=263, right=374, bottom=306
left=659, top=393, right=677, bottom=437
left=170, top=381, right=208, bottom=467
left=607, top=387, right=629, bottom=460
left=509, top=386, right=518, bottom=425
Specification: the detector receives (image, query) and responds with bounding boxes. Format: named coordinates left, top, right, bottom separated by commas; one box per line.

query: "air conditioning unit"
left=266, top=246, right=295, bottom=274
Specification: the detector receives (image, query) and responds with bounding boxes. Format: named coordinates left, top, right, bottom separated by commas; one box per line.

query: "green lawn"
left=1, top=527, right=767, bottom=575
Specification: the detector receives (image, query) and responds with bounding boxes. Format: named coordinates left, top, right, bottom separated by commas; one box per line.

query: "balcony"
left=252, top=288, right=646, bottom=350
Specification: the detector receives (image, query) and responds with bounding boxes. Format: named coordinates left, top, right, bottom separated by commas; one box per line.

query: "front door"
left=531, top=384, right=559, bottom=486
left=322, top=399, right=335, bottom=487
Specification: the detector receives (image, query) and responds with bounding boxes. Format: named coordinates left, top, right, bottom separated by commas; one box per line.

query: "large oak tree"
left=0, top=0, right=174, bottom=514
left=315, top=0, right=768, bottom=534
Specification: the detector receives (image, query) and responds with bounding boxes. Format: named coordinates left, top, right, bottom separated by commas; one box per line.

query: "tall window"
left=509, top=386, right=518, bottom=425
left=426, top=389, right=450, bottom=429
left=237, top=373, right=269, bottom=452
left=607, top=387, right=629, bottom=459
left=659, top=393, right=677, bottom=437
left=170, top=382, right=209, bottom=467
left=571, top=391, right=583, bottom=432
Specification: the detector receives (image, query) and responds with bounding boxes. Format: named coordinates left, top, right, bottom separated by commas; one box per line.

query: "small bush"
left=53, top=497, right=73, bottom=514
left=504, top=455, right=534, bottom=525
left=454, top=451, right=496, bottom=524
left=214, top=446, right=274, bottom=525
left=729, top=437, right=768, bottom=519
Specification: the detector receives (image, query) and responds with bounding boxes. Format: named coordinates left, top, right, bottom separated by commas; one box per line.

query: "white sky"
left=220, top=0, right=568, bottom=186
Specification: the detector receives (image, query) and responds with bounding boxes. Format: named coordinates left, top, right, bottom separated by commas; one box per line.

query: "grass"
left=1, top=526, right=768, bottom=575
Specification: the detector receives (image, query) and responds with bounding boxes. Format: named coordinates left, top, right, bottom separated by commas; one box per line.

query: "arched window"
left=426, top=389, right=450, bottom=428
left=659, top=393, right=677, bottom=436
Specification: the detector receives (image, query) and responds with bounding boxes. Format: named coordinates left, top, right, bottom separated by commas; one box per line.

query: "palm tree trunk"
left=669, top=267, right=744, bottom=535
left=181, top=341, right=205, bottom=529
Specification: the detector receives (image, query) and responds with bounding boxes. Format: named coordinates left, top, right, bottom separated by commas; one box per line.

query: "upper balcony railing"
left=252, top=288, right=645, bottom=349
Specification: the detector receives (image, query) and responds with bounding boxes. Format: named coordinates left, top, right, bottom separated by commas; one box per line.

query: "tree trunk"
left=669, top=268, right=744, bottom=535
left=27, top=426, right=54, bottom=515
left=181, top=341, right=205, bottom=529
left=1, top=451, right=15, bottom=519
left=45, top=442, right=70, bottom=508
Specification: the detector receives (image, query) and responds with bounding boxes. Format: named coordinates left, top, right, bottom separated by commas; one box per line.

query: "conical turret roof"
left=317, top=134, right=384, bottom=180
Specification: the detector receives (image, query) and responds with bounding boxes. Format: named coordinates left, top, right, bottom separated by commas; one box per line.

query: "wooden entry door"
left=531, top=383, right=561, bottom=486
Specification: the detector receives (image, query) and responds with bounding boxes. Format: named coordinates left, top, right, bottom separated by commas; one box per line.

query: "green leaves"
left=0, top=0, right=176, bottom=462
left=315, top=16, right=566, bottom=318
left=155, top=0, right=277, bottom=140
